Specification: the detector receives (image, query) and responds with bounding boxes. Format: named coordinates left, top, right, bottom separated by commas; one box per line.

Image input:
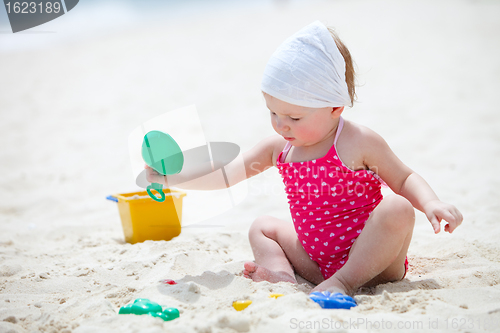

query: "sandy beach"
left=1, top=0, right=500, bottom=332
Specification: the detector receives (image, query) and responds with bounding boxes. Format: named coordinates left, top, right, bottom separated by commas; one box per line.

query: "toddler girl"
left=146, top=21, right=463, bottom=298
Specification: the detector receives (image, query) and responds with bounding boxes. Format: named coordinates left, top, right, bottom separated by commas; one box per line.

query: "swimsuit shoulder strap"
left=280, top=141, right=292, bottom=163
left=334, top=116, right=344, bottom=145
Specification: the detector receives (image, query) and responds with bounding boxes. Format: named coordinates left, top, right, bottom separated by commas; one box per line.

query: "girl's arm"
left=145, top=135, right=284, bottom=190
left=361, top=128, right=463, bottom=234
left=398, top=173, right=462, bottom=233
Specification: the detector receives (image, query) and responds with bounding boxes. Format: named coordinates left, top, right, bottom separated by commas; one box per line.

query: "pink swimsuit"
left=277, top=117, right=384, bottom=279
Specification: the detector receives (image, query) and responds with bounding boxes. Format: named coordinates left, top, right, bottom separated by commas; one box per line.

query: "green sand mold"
left=119, top=298, right=180, bottom=322
left=142, top=131, right=184, bottom=202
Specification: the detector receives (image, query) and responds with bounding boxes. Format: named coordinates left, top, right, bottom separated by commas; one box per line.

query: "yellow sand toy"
left=106, top=188, right=186, bottom=244
left=232, top=294, right=285, bottom=311
left=232, top=300, right=252, bottom=311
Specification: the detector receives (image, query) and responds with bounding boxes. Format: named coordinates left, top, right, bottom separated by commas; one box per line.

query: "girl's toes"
left=244, top=261, right=257, bottom=274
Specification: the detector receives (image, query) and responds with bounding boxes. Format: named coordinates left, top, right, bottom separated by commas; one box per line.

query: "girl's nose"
left=276, top=118, right=289, bottom=132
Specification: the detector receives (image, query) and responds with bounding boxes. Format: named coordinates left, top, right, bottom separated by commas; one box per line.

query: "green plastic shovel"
left=142, top=131, right=184, bottom=202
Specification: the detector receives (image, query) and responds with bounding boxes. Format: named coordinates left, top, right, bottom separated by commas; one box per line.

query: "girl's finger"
left=443, top=210, right=459, bottom=233
left=451, top=210, right=462, bottom=230
left=430, top=215, right=441, bottom=234
left=456, top=209, right=464, bottom=225
left=441, top=210, right=456, bottom=224
left=450, top=206, right=463, bottom=224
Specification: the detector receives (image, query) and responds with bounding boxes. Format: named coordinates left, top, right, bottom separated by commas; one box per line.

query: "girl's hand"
left=423, top=200, right=463, bottom=234
left=145, top=165, right=168, bottom=187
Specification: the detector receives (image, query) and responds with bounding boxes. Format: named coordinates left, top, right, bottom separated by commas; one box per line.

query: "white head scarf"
left=261, top=21, right=351, bottom=108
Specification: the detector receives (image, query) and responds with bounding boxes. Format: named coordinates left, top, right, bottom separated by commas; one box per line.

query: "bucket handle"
left=106, top=195, right=118, bottom=203
left=147, top=183, right=166, bottom=202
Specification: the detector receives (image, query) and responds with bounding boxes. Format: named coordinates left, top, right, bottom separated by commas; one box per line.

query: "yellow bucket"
left=107, top=189, right=186, bottom=244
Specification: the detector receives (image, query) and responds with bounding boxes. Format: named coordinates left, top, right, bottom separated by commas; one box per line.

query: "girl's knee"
left=389, top=195, right=414, bottom=217
left=248, top=215, right=278, bottom=240
left=376, top=195, right=415, bottom=231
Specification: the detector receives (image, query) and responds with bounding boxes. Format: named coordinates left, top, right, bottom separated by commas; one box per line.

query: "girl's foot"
left=242, top=262, right=297, bottom=284
left=310, top=275, right=351, bottom=295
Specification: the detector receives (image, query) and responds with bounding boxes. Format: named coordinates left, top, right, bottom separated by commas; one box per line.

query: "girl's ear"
left=331, top=106, right=344, bottom=118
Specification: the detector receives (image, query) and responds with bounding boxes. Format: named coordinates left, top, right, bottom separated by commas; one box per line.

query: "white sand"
left=1, top=0, right=500, bottom=332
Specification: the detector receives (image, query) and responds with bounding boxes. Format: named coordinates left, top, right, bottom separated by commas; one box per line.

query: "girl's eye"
left=269, top=111, right=299, bottom=121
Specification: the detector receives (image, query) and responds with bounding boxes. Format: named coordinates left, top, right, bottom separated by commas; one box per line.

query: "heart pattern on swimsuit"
left=277, top=136, right=383, bottom=280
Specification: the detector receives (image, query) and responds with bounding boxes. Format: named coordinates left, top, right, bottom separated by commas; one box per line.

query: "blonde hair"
left=327, top=27, right=356, bottom=107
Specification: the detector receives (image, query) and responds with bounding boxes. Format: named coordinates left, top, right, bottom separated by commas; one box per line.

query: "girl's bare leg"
left=243, top=215, right=324, bottom=285
left=312, top=195, right=415, bottom=295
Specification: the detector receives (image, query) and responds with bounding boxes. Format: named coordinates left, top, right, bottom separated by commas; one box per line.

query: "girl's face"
left=264, top=93, right=343, bottom=147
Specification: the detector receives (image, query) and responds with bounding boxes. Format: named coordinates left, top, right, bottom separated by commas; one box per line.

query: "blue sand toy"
left=309, top=291, right=357, bottom=309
